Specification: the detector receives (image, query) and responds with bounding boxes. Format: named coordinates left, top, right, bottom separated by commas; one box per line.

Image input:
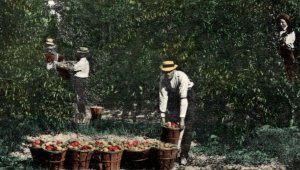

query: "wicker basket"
left=122, top=148, right=151, bottom=169
left=29, top=147, right=46, bottom=166
left=43, top=150, right=67, bottom=170
left=161, top=126, right=181, bottom=144
left=153, top=147, right=178, bottom=170
left=90, top=106, right=103, bottom=120
left=56, top=67, right=70, bottom=80
left=91, top=150, right=123, bottom=170
left=65, top=149, right=94, bottom=170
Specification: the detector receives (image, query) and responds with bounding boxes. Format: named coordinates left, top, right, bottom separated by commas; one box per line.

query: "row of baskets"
left=30, top=141, right=178, bottom=170
left=29, top=123, right=182, bottom=170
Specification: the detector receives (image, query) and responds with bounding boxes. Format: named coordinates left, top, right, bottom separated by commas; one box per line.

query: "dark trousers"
left=279, top=48, right=296, bottom=81
left=74, top=77, right=88, bottom=115
left=166, top=88, right=196, bottom=158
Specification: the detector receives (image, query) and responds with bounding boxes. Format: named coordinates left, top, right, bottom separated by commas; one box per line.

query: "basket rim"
left=29, top=146, right=43, bottom=150
left=95, top=149, right=124, bottom=154
left=124, top=148, right=151, bottom=152
left=153, top=147, right=178, bottom=151
left=68, top=148, right=95, bottom=152
left=90, top=106, right=104, bottom=109
left=42, top=149, right=67, bottom=153
left=161, top=126, right=180, bottom=130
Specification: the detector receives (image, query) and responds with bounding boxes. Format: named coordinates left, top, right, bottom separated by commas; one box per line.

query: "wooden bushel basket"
left=65, top=149, right=94, bottom=170
left=153, top=147, right=178, bottom=170
left=91, top=150, right=123, bottom=170
left=90, top=106, right=103, bottom=120
left=29, top=147, right=46, bottom=166
left=44, top=53, right=64, bottom=63
left=122, top=149, right=151, bottom=169
left=44, top=150, right=67, bottom=170
left=44, top=52, right=70, bottom=80
left=56, top=67, right=71, bottom=80
left=161, top=126, right=181, bottom=144
left=44, top=52, right=55, bottom=63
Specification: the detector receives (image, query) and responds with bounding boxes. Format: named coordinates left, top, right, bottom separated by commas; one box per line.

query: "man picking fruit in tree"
left=159, top=60, right=196, bottom=165
left=44, top=38, right=71, bottom=79
left=44, top=37, right=59, bottom=70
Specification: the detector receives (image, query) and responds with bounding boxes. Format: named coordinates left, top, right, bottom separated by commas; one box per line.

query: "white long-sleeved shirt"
left=73, top=57, right=90, bottom=78
left=279, top=30, right=296, bottom=49
left=159, top=70, right=194, bottom=118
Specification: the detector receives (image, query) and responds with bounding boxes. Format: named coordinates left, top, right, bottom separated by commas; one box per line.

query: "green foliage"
left=193, top=126, right=300, bottom=167
left=192, top=134, right=230, bottom=156
left=1, top=1, right=300, bottom=168
left=54, top=0, right=300, bottom=136
left=90, top=118, right=161, bottom=138
left=1, top=0, right=299, bottom=127
left=225, top=149, right=270, bottom=166
left=250, top=125, right=300, bottom=168
left=0, top=0, right=74, bottom=120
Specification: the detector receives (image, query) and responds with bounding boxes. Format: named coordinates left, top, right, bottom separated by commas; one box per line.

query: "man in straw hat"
left=44, top=37, right=59, bottom=70
left=277, top=12, right=296, bottom=81
left=159, top=60, right=195, bottom=165
left=71, top=47, right=90, bottom=123
left=56, top=47, right=90, bottom=123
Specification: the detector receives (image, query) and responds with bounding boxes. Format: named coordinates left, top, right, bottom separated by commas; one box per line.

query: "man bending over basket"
left=159, top=60, right=196, bottom=165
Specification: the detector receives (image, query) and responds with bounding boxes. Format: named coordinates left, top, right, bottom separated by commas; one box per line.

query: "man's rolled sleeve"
left=178, top=75, right=189, bottom=117
left=180, top=98, right=188, bottom=117
left=159, top=83, right=168, bottom=115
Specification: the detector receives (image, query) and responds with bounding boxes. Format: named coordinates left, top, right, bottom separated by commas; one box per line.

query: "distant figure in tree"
left=44, top=38, right=59, bottom=70
left=277, top=12, right=296, bottom=81
left=159, top=60, right=196, bottom=165
left=44, top=38, right=70, bottom=80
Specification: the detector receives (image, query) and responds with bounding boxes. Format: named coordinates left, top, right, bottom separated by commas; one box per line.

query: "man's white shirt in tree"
left=159, top=70, right=194, bottom=118
left=74, top=57, right=90, bottom=78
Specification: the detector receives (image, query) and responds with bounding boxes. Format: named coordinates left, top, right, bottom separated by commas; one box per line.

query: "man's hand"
left=161, top=117, right=166, bottom=125
left=160, top=112, right=166, bottom=125
left=56, top=61, right=70, bottom=70
left=54, top=61, right=62, bottom=68
left=180, top=117, right=185, bottom=129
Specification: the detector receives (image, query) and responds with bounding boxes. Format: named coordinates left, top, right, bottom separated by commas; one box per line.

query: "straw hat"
left=77, top=47, right=89, bottom=53
left=46, top=38, right=55, bottom=46
left=160, top=60, right=178, bottom=72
